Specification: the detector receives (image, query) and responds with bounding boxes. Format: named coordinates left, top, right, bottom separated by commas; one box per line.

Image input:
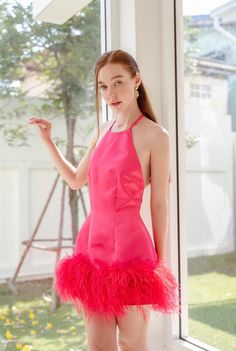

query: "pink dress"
left=54, top=113, right=181, bottom=321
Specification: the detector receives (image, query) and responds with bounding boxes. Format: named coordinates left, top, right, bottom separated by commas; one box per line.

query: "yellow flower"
left=30, top=330, right=36, bottom=335
left=2, top=307, right=9, bottom=315
left=28, top=311, right=35, bottom=320
left=16, top=343, right=23, bottom=349
left=12, top=305, right=17, bottom=312
left=31, top=320, right=38, bottom=326
left=22, top=345, right=31, bottom=351
left=5, top=330, right=14, bottom=340
left=45, top=322, right=53, bottom=329
left=6, top=318, right=11, bottom=325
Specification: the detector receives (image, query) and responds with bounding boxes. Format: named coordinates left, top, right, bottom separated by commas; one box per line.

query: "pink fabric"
left=54, top=113, right=181, bottom=320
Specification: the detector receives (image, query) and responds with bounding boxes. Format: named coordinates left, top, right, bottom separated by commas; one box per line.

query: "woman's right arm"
left=29, top=117, right=109, bottom=190
left=44, top=135, right=97, bottom=190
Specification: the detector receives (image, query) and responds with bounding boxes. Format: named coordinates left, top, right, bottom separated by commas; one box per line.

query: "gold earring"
left=135, top=86, right=139, bottom=99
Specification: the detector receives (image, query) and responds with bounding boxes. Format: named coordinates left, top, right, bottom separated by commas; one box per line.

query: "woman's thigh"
left=82, top=309, right=118, bottom=351
left=116, top=305, right=151, bottom=351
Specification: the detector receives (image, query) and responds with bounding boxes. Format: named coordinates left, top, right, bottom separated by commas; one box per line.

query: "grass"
left=0, top=252, right=235, bottom=351
left=0, top=279, right=87, bottom=351
left=188, top=252, right=236, bottom=350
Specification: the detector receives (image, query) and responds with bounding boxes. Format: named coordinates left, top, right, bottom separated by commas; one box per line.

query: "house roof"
left=186, top=15, right=236, bottom=67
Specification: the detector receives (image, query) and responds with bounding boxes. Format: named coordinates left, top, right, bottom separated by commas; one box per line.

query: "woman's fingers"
left=38, top=124, right=46, bottom=130
left=29, top=117, right=51, bottom=126
left=28, top=117, right=52, bottom=144
left=30, top=121, right=46, bottom=129
left=29, top=118, right=50, bottom=132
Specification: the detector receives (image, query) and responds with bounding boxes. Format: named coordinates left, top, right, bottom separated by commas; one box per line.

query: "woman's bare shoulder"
left=141, top=116, right=169, bottom=145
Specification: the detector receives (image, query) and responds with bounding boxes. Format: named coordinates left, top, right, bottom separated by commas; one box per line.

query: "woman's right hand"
left=29, top=117, right=52, bottom=144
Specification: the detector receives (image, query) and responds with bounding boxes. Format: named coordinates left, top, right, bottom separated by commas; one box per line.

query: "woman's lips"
left=111, top=101, right=121, bottom=107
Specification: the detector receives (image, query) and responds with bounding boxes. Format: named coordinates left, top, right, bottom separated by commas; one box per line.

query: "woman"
left=29, top=49, right=180, bottom=351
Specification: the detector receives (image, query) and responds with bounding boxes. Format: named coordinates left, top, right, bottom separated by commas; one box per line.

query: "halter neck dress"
left=54, top=113, right=181, bottom=321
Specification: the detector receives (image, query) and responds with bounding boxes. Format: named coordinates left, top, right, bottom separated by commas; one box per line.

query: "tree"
left=0, top=0, right=101, bottom=242
left=183, top=15, right=200, bottom=75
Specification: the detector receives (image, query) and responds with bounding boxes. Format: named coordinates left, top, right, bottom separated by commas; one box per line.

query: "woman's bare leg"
left=116, top=305, right=151, bottom=351
left=82, top=309, right=118, bottom=351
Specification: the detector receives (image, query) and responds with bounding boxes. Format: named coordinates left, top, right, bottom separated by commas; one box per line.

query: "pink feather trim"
left=54, top=253, right=182, bottom=321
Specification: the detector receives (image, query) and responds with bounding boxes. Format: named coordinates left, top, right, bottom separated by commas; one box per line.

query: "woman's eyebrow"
left=98, top=74, right=123, bottom=84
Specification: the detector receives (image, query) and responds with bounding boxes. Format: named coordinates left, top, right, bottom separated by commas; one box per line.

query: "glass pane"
left=0, top=0, right=101, bottom=349
left=183, top=1, right=236, bottom=350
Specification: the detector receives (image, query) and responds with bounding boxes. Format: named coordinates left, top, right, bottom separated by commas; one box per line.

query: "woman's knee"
left=118, top=335, right=148, bottom=351
left=87, top=339, right=116, bottom=351
left=86, top=328, right=117, bottom=351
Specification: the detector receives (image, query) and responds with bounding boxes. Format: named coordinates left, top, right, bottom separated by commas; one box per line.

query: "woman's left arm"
left=150, top=127, right=170, bottom=262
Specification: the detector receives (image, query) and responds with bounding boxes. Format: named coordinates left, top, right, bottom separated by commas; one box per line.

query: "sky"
left=17, top=0, right=231, bottom=16
left=16, top=0, right=32, bottom=7
left=183, top=0, right=230, bottom=15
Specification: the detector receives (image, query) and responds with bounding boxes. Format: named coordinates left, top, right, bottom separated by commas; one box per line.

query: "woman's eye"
left=99, top=81, right=122, bottom=90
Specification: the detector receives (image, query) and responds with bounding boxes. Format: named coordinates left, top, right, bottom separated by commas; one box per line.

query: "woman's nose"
left=107, top=87, right=116, bottom=99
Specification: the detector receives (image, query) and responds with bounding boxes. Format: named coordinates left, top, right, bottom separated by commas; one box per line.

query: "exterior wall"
left=0, top=114, right=91, bottom=281
left=185, top=75, right=234, bottom=256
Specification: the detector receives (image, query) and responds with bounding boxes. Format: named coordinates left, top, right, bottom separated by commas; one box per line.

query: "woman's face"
left=97, top=63, right=140, bottom=111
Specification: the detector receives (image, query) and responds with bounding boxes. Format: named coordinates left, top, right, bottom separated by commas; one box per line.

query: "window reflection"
left=183, top=1, right=236, bottom=350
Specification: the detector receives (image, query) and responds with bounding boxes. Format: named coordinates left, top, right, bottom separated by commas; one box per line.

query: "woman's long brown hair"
left=93, top=49, right=171, bottom=183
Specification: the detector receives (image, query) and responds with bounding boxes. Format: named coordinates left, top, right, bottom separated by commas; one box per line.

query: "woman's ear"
left=135, top=72, right=142, bottom=87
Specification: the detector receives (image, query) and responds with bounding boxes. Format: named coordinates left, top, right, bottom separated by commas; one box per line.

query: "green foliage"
left=0, top=279, right=87, bottom=350
left=183, top=16, right=201, bottom=75
left=0, top=0, right=101, bottom=147
left=185, top=130, right=200, bottom=149
left=3, top=123, right=30, bottom=147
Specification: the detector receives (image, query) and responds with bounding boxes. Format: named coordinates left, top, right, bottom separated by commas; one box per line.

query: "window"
left=190, top=83, right=212, bottom=98
left=182, top=1, right=236, bottom=350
